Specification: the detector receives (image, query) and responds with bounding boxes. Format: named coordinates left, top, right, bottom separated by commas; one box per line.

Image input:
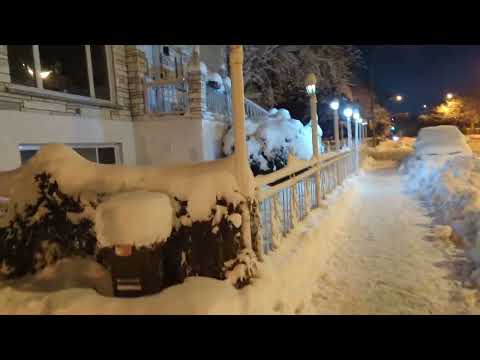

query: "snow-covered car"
left=415, top=125, right=472, bottom=159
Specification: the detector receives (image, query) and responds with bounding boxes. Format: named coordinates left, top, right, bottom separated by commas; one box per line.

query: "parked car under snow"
left=415, top=125, right=472, bottom=159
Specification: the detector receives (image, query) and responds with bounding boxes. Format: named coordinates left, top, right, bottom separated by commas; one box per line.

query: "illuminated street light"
left=446, top=93, right=454, bottom=100
left=423, top=104, right=427, bottom=109
left=329, top=99, right=340, bottom=151
left=343, top=107, right=353, bottom=118
left=305, top=73, right=317, bottom=96
left=395, top=95, right=403, bottom=102
left=329, top=100, right=340, bottom=110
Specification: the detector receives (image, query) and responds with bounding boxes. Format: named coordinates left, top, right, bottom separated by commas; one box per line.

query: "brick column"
left=125, top=45, right=147, bottom=118
left=0, top=45, right=11, bottom=83
left=187, top=46, right=207, bottom=117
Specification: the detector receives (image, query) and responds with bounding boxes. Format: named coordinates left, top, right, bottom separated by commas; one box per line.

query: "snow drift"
left=401, top=126, right=480, bottom=271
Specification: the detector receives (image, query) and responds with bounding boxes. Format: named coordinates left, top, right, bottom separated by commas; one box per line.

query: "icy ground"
left=299, top=164, right=480, bottom=315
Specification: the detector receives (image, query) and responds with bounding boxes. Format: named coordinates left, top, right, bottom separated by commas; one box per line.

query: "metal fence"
left=255, top=150, right=357, bottom=256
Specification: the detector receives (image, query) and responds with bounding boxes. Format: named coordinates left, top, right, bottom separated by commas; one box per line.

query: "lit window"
left=7, top=45, right=111, bottom=101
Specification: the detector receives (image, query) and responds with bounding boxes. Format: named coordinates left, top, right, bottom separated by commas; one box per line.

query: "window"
left=7, top=45, right=112, bottom=101
left=19, top=144, right=122, bottom=165
left=7, top=46, right=36, bottom=87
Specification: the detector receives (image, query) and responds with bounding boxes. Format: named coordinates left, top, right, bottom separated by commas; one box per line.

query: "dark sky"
left=359, top=45, right=480, bottom=116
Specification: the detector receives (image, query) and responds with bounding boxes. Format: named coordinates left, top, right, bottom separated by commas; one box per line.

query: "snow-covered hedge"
left=222, top=108, right=323, bottom=175
left=0, top=145, right=258, bottom=293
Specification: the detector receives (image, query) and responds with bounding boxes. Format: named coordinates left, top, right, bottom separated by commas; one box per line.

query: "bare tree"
left=243, top=45, right=363, bottom=108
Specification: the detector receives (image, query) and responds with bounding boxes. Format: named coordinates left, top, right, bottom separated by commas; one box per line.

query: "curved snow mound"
left=222, top=108, right=323, bottom=173
left=416, top=125, right=472, bottom=157
left=95, top=191, right=173, bottom=248
left=368, top=137, right=414, bottom=161
left=1, top=144, right=247, bottom=225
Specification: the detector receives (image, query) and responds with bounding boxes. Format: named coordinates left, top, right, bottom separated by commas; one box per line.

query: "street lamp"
left=353, top=110, right=361, bottom=147
left=305, top=73, right=319, bottom=159
left=446, top=93, right=454, bottom=100
left=305, top=73, right=322, bottom=207
left=343, top=107, right=353, bottom=148
left=395, top=95, right=403, bottom=102
left=330, top=99, right=340, bottom=151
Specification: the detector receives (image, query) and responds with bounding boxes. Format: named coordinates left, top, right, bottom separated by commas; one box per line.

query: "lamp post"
left=330, top=99, right=340, bottom=151
left=305, top=73, right=322, bottom=207
left=343, top=107, right=353, bottom=149
left=353, top=109, right=361, bottom=147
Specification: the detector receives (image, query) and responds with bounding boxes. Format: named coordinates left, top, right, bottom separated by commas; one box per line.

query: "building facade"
left=0, top=45, right=234, bottom=171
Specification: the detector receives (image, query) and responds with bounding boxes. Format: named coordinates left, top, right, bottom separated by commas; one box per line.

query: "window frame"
left=7, top=45, right=117, bottom=106
left=18, top=143, right=123, bottom=165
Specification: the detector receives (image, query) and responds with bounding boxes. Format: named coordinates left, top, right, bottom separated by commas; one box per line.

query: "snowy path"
left=300, top=167, right=480, bottom=315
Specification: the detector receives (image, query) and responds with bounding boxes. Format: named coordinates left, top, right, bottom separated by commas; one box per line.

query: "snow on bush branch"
left=222, top=108, right=323, bottom=175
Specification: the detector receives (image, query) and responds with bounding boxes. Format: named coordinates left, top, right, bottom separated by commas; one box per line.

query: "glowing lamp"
left=330, top=100, right=340, bottom=110
left=343, top=107, right=353, bottom=118
left=305, top=73, right=317, bottom=96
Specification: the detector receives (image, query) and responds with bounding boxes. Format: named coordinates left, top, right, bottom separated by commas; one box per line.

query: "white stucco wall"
left=202, top=120, right=227, bottom=161
left=133, top=117, right=227, bottom=166
left=0, top=110, right=136, bottom=171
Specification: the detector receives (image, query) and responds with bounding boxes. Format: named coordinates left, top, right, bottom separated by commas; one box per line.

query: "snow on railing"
left=144, top=79, right=188, bottom=115
left=244, top=98, right=269, bottom=122
left=206, top=87, right=268, bottom=123
left=254, top=149, right=358, bottom=257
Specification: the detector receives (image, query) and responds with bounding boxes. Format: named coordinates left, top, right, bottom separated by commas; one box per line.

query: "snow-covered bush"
left=0, top=145, right=258, bottom=292
left=0, top=173, right=99, bottom=278
left=222, top=108, right=323, bottom=175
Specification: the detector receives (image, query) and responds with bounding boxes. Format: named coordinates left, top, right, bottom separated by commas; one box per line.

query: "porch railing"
left=144, top=79, right=188, bottom=115
left=254, top=149, right=358, bottom=257
left=206, top=87, right=268, bottom=122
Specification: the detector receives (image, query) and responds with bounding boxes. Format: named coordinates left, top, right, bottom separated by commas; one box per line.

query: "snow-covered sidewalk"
left=299, top=166, right=480, bottom=315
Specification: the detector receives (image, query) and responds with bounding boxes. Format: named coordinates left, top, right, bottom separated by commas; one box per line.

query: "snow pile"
left=0, top=144, right=249, bottom=226
left=403, top=126, right=480, bottom=270
left=223, top=108, right=323, bottom=173
left=95, top=191, right=173, bottom=248
left=2, top=256, right=113, bottom=297
left=0, top=276, right=241, bottom=315
left=368, top=137, right=414, bottom=161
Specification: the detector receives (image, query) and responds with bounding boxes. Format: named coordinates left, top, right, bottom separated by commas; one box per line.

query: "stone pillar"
left=125, top=45, right=147, bottom=118
left=0, top=45, right=11, bottom=83
left=187, top=46, right=207, bottom=117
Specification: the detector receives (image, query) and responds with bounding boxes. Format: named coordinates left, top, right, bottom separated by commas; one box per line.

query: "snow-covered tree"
left=243, top=45, right=363, bottom=108
left=372, top=104, right=392, bottom=137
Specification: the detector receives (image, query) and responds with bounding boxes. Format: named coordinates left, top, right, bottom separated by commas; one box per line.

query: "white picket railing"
left=254, top=149, right=359, bottom=257
left=144, top=79, right=188, bottom=115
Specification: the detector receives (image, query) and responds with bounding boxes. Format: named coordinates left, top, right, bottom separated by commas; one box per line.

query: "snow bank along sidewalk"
left=402, top=126, right=480, bottom=288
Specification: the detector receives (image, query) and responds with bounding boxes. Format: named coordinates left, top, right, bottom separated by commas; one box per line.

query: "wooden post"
left=230, top=45, right=252, bottom=250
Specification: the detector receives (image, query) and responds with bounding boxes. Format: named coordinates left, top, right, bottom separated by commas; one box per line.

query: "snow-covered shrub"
left=0, top=173, right=99, bottom=278
left=0, top=145, right=259, bottom=293
left=222, top=108, right=323, bottom=175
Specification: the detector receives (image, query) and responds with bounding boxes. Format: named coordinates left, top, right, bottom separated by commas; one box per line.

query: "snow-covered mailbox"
left=95, top=191, right=173, bottom=297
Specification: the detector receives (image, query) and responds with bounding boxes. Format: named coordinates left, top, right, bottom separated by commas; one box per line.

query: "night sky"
left=360, top=45, right=480, bottom=116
